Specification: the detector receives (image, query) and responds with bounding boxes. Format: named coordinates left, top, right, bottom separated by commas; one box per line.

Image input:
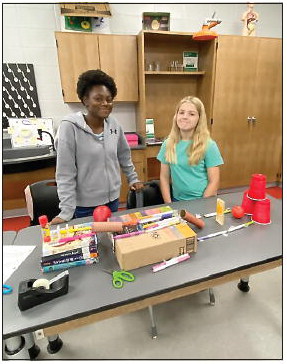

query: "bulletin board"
left=2, top=63, right=41, bottom=129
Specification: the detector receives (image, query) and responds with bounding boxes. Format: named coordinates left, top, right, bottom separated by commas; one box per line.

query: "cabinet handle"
left=247, top=116, right=252, bottom=122
left=251, top=116, right=257, bottom=122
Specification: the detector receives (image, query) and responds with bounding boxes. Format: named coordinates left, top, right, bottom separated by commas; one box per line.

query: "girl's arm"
left=160, top=163, right=172, bottom=203
left=203, top=166, right=220, bottom=198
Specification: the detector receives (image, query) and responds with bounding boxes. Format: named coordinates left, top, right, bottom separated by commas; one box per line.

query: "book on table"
left=41, top=222, right=98, bottom=272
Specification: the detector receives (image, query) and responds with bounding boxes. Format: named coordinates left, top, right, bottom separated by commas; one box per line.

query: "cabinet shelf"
left=145, top=71, right=205, bottom=76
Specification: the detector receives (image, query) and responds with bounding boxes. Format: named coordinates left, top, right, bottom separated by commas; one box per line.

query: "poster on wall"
left=2, top=63, right=41, bottom=129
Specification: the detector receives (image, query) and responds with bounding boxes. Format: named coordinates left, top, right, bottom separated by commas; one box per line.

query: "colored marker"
left=198, top=220, right=254, bottom=241
left=114, top=230, right=145, bottom=240
left=57, top=233, right=95, bottom=243
left=152, top=253, right=191, bottom=272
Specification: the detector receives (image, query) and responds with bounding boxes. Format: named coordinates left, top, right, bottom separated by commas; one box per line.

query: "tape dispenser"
left=18, top=270, right=69, bottom=311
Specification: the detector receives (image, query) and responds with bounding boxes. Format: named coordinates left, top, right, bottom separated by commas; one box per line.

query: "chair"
left=126, top=180, right=216, bottom=337
left=24, top=179, right=60, bottom=226
left=127, top=180, right=164, bottom=209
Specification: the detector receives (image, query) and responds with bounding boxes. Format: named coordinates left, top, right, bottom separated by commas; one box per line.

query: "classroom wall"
left=3, top=3, right=282, bottom=132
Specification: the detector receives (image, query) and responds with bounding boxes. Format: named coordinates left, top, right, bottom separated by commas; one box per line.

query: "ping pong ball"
left=232, top=205, right=245, bottom=219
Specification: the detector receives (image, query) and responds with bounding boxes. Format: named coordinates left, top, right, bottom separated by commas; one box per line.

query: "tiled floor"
left=28, top=267, right=282, bottom=360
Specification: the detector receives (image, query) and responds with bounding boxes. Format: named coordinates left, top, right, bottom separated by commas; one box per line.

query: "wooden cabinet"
left=3, top=164, right=56, bottom=210
left=136, top=31, right=216, bottom=138
left=55, top=32, right=138, bottom=102
left=119, top=149, right=146, bottom=203
left=55, top=33, right=100, bottom=102
left=211, top=35, right=282, bottom=188
left=137, top=32, right=282, bottom=189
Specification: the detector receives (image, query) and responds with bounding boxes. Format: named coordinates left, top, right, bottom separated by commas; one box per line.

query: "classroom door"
left=211, top=35, right=282, bottom=188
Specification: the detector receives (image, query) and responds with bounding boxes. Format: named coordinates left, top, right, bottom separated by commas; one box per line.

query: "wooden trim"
left=145, top=71, right=205, bottom=75
left=42, top=258, right=281, bottom=337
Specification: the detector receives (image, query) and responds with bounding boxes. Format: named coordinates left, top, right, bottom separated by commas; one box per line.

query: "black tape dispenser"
left=18, top=270, right=69, bottom=311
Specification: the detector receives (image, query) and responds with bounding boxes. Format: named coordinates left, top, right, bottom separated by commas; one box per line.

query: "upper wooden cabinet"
left=136, top=32, right=282, bottom=189
left=136, top=31, right=217, bottom=138
left=55, top=32, right=139, bottom=102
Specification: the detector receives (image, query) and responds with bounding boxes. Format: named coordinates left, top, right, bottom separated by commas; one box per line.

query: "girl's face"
left=84, top=85, right=113, bottom=119
left=176, top=102, right=199, bottom=133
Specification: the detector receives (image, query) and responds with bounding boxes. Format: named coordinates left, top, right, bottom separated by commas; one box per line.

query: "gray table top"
left=3, top=231, right=17, bottom=245
left=3, top=192, right=282, bottom=339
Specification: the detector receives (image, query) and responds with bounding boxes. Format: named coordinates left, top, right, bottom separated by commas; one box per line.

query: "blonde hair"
left=165, top=96, right=210, bottom=165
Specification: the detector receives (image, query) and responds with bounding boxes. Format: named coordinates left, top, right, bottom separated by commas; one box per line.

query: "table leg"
left=208, top=288, right=215, bottom=306
left=148, top=305, right=158, bottom=339
left=47, top=334, right=63, bottom=354
left=4, top=336, right=30, bottom=359
left=23, top=332, right=41, bottom=359
left=237, top=276, right=250, bottom=292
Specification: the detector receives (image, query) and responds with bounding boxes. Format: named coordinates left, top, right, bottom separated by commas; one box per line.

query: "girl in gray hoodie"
left=50, top=70, right=143, bottom=224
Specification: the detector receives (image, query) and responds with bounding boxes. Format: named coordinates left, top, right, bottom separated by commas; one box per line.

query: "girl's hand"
left=130, top=182, right=144, bottom=191
left=50, top=216, right=67, bottom=225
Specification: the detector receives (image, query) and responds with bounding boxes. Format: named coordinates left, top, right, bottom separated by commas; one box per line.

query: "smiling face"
left=176, top=102, right=199, bottom=134
left=83, top=85, right=113, bottom=119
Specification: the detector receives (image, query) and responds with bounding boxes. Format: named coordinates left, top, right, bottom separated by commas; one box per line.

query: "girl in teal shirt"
left=157, top=96, right=223, bottom=203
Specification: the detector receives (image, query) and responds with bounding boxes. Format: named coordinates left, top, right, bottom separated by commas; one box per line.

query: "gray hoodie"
left=54, top=112, right=139, bottom=221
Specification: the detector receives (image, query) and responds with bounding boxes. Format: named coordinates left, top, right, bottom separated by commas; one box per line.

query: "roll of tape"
left=32, top=278, right=50, bottom=290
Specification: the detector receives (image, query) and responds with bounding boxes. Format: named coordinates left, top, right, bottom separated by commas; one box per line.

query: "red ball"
left=232, top=205, right=245, bottom=219
left=93, top=206, right=112, bottom=222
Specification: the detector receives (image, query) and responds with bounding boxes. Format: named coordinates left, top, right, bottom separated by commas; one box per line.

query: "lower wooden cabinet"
left=3, top=164, right=56, bottom=210
left=120, top=149, right=146, bottom=204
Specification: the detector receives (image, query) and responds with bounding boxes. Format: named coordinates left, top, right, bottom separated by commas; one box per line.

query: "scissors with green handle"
left=103, top=269, right=135, bottom=288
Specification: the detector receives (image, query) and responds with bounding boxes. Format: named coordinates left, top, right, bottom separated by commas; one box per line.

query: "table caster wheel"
left=237, top=280, right=250, bottom=292
left=47, top=336, right=63, bottom=354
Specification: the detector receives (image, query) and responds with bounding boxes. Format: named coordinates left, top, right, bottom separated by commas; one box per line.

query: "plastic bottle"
left=38, top=215, right=51, bottom=242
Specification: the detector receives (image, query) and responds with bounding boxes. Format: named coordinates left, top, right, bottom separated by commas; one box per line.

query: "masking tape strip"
left=32, top=278, right=50, bottom=290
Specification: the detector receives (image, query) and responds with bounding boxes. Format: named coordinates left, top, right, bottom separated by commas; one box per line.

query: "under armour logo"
left=110, top=128, right=117, bottom=134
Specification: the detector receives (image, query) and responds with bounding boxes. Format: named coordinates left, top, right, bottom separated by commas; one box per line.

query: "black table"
left=3, top=192, right=282, bottom=358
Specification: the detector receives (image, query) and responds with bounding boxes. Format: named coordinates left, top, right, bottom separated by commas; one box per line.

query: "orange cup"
left=252, top=198, right=271, bottom=224
left=241, top=190, right=256, bottom=215
left=248, top=174, right=266, bottom=200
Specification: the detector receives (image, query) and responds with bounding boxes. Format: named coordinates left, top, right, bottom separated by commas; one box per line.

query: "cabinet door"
left=212, top=36, right=281, bottom=188
left=98, top=35, right=138, bottom=101
left=120, top=150, right=146, bottom=203
left=250, top=38, right=282, bottom=181
left=55, top=32, right=100, bottom=102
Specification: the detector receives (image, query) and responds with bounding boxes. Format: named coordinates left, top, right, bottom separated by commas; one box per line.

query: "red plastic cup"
left=252, top=198, right=271, bottom=224
left=248, top=174, right=266, bottom=200
left=241, top=190, right=256, bottom=215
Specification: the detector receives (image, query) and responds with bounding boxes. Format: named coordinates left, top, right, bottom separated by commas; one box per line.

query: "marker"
left=198, top=220, right=254, bottom=241
left=114, top=230, right=145, bottom=240
left=145, top=217, right=181, bottom=231
left=152, top=253, right=191, bottom=272
left=58, top=226, right=92, bottom=234
left=203, top=208, right=231, bottom=218
left=57, top=233, right=95, bottom=243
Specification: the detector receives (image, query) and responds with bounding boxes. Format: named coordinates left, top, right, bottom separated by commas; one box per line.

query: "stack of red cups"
left=241, top=174, right=271, bottom=224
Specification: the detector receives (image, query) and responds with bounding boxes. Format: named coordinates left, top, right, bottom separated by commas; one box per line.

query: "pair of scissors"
left=3, top=284, right=13, bottom=295
left=103, top=269, right=135, bottom=288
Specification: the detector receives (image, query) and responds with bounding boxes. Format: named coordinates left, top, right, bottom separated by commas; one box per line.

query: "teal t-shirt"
left=157, top=139, right=224, bottom=200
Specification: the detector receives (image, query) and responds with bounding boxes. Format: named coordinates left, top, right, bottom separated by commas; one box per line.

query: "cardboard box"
left=142, top=12, right=170, bottom=31
left=146, top=118, right=155, bottom=141
left=60, top=3, right=111, bottom=17
left=115, top=223, right=197, bottom=271
left=183, top=51, right=198, bottom=72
